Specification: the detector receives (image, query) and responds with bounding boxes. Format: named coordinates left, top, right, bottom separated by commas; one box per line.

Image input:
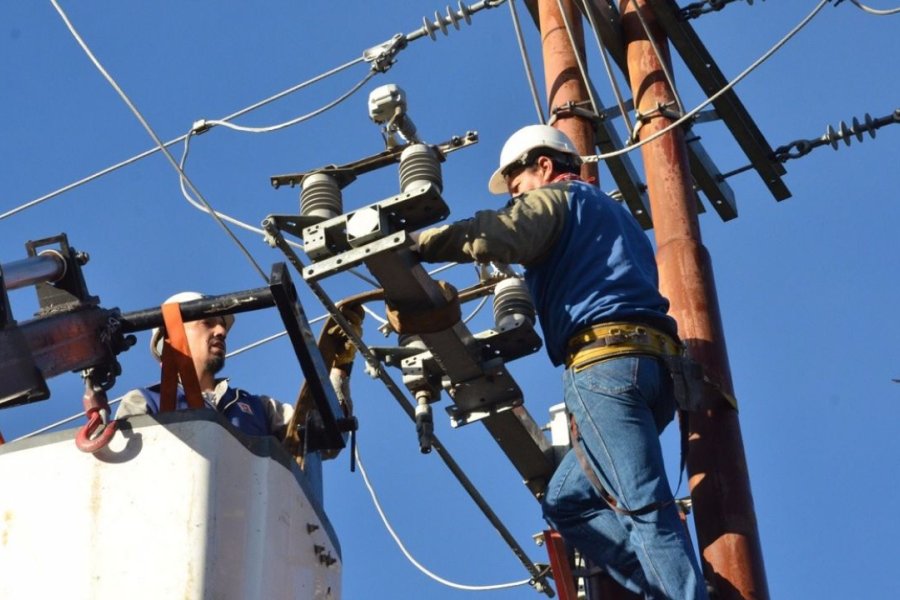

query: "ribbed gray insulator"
left=300, top=173, right=342, bottom=220
left=399, top=144, right=442, bottom=193
left=492, top=278, right=535, bottom=330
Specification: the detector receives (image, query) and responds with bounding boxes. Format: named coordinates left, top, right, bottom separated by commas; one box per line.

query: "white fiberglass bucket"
left=0, top=410, right=341, bottom=600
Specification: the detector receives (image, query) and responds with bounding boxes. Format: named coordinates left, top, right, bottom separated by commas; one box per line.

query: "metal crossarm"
left=646, top=0, right=791, bottom=201
left=279, top=182, right=557, bottom=496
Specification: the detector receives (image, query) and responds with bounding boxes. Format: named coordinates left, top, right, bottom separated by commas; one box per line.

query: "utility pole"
left=538, top=2, right=636, bottom=598
left=537, top=0, right=598, bottom=184
left=618, top=1, right=769, bottom=599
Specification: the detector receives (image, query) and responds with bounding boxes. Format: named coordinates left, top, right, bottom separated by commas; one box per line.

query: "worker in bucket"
left=413, top=125, right=707, bottom=599
left=115, top=291, right=293, bottom=438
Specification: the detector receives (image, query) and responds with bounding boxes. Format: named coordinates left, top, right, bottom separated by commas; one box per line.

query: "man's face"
left=183, top=316, right=228, bottom=377
left=503, top=157, right=552, bottom=196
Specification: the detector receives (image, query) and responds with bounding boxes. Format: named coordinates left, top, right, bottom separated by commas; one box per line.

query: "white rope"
left=582, top=0, right=832, bottom=164
left=355, top=445, right=533, bottom=592
left=49, top=0, right=270, bottom=283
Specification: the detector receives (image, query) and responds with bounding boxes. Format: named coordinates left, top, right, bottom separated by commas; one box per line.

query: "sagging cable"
left=199, top=71, right=376, bottom=134
left=1, top=54, right=365, bottom=223
left=50, top=0, right=270, bottom=284
left=839, top=0, right=900, bottom=15
left=355, top=445, right=533, bottom=592
left=581, top=0, right=832, bottom=164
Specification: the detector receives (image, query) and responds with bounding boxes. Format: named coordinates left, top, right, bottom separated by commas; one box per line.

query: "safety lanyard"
left=159, top=302, right=204, bottom=412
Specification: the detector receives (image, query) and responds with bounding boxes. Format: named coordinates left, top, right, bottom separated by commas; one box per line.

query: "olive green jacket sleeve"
left=416, top=183, right=569, bottom=267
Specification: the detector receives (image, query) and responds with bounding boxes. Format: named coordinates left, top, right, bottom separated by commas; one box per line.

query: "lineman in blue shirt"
left=415, top=125, right=707, bottom=599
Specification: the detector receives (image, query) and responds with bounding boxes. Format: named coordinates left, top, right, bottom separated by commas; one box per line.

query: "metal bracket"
left=363, top=33, right=408, bottom=73
left=390, top=317, right=543, bottom=428
left=646, top=0, right=791, bottom=201
left=287, top=182, right=447, bottom=264
left=302, top=231, right=411, bottom=282
left=25, top=235, right=98, bottom=316
left=551, top=99, right=652, bottom=229
left=270, top=132, right=478, bottom=190
left=268, top=263, right=346, bottom=451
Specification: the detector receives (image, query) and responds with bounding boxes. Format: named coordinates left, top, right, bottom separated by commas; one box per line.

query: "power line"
left=202, top=70, right=376, bottom=134
left=50, top=0, right=270, bottom=283
left=507, top=0, right=546, bottom=124
left=842, top=0, right=900, bottom=16
left=0, top=57, right=365, bottom=222
left=355, top=445, right=533, bottom=592
left=581, top=0, right=833, bottom=164
left=5, top=1, right=505, bottom=223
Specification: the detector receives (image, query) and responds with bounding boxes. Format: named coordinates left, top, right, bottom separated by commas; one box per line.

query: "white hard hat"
left=149, top=291, right=235, bottom=361
left=487, top=125, right=581, bottom=194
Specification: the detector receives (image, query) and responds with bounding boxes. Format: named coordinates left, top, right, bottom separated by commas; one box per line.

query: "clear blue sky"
left=2, top=2, right=898, bottom=598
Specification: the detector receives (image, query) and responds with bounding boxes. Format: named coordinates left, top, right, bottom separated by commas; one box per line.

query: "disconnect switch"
left=346, top=206, right=388, bottom=248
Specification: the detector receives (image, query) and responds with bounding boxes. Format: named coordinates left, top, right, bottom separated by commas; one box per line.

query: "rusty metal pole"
left=538, top=2, right=635, bottom=598
left=537, top=0, right=598, bottom=183
left=617, top=1, right=769, bottom=598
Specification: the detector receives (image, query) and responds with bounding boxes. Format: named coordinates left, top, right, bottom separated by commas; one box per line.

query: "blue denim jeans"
left=542, top=355, right=707, bottom=599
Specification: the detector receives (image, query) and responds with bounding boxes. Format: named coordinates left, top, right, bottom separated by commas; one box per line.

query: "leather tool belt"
left=566, top=321, right=682, bottom=371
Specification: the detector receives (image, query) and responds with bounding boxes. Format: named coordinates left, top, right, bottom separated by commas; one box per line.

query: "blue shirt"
left=524, top=181, right=674, bottom=365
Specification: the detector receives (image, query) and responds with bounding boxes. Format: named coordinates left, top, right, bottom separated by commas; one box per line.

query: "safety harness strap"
left=159, top=302, right=204, bottom=412
left=569, top=414, right=673, bottom=518
left=568, top=322, right=738, bottom=412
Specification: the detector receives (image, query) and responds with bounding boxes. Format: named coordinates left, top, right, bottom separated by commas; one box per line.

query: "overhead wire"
left=7, top=0, right=505, bottom=223
left=355, top=445, right=533, bottom=592
left=361, top=304, right=390, bottom=326
left=8, top=397, right=123, bottom=443
left=177, top=129, right=272, bottom=240
left=622, top=0, right=685, bottom=116
left=581, top=0, right=833, bottom=164
left=264, top=231, right=552, bottom=590
left=580, top=0, right=635, bottom=138
left=844, top=0, right=900, bottom=15
left=201, top=70, right=376, bottom=134
left=35, top=4, right=549, bottom=589
left=0, top=54, right=365, bottom=223
left=177, top=124, right=382, bottom=290
left=463, top=295, right=490, bottom=324
left=49, top=0, right=270, bottom=283
left=507, top=0, right=546, bottom=124
left=553, top=0, right=603, bottom=119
